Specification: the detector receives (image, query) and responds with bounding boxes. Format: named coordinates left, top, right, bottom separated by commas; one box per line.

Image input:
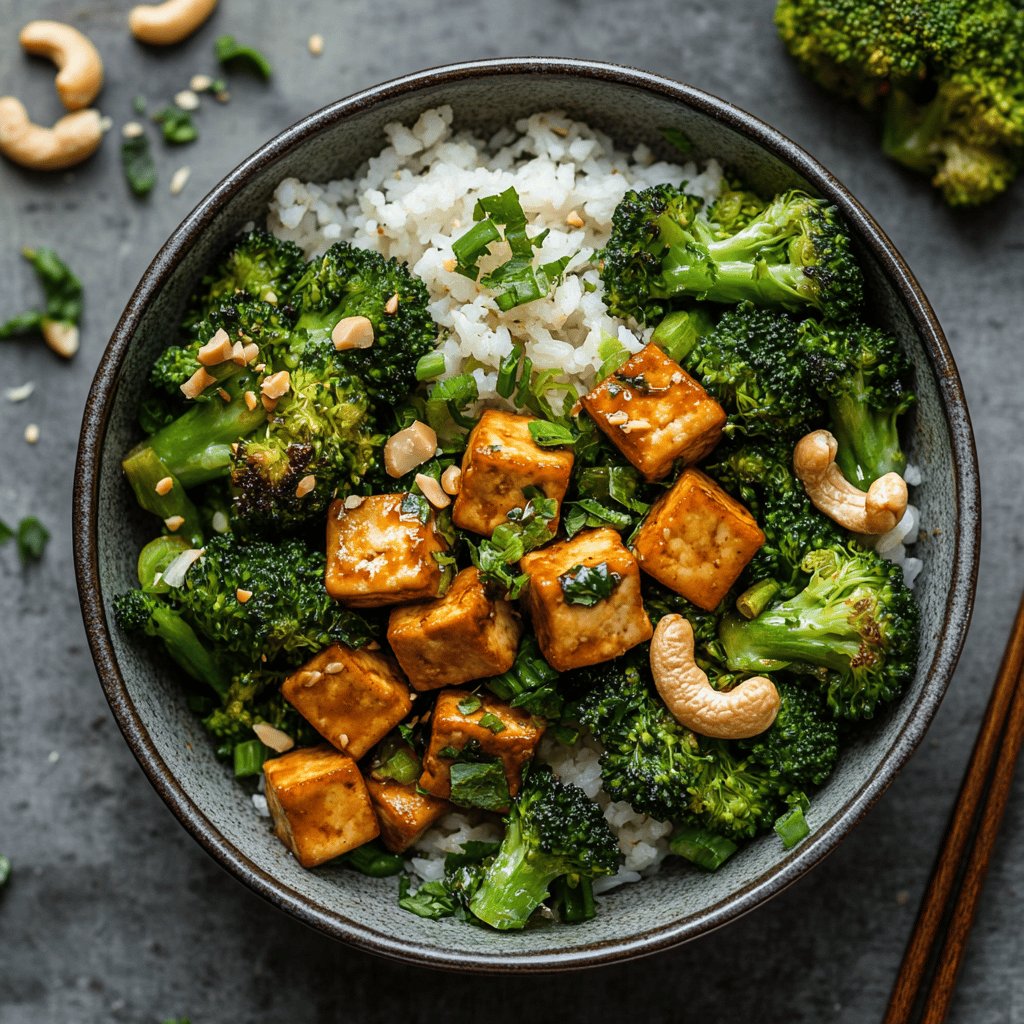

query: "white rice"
left=263, top=107, right=924, bottom=885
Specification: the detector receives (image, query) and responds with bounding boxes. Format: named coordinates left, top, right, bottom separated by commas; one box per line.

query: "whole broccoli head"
left=720, top=543, right=919, bottom=720
left=294, top=241, right=438, bottom=404
left=602, top=184, right=863, bottom=321
left=801, top=319, right=916, bottom=489
left=170, top=533, right=378, bottom=666
left=231, top=363, right=382, bottom=532
left=775, top=0, right=1024, bottom=205
left=678, top=304, right=826, bottom=441
left=184, top=229, right=305, bottom=327
left=468, top=764, right=619, bottom=930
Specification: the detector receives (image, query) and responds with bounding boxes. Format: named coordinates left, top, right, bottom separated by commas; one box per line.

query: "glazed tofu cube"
left=281, top=644, right=412, bottom=759
left=366, top=777, right=450, bottom=853
left=325, top=493, right=449, bottom=607
left=419, top=690, right=545, bottom=802
left=580, top=343, right=726, bottom=481
left=263, top=745, right=379, bottom=868
left=632, top=468, right=765, bottom=611
left=452, top=409, right=574, bottom=537
left=386, top=567, right=522, bottom=691
left=519, top=527, right=653, bottom=671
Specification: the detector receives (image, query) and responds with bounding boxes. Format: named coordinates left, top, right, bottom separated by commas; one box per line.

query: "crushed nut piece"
left=23, top=423, right=39, bottom=444
left=261, top=394, right=278, bottom=413
left=605, top=410, right=629, bottom=426
left=260, top=370, right=291, bottom=399
left=197, top=327, right=232, bottom=365
left=384, top=420, right=437, bottom=477
left=236, top=588, right=253, bottom=603
left=440, top=464, right=462, bottom=495
left=620, top=418, right=652, bottom=434
left=343, top=494, right=364, bottom=509
left=253, top=721, right=294, bottom=753
left=244, top=390, right=258, bottom=411
left=331, top=315, right=375, bottom=351
left=164, top=515, right=185, bottom=532
left=174, top=88, right=200, bottom=110
left=155, top=476, right=174, bottom=496
left=296, top=474, right=316, bottom=498
left=121, top=120, right=144, bottom=139
left=190, top=73, right=213, bottom=92
left=169, top=165, right=191, bottom=195
left=308, top=33, right=324, bottom=55
left=415, top=472, right=451, bottom=509
left=180, top=366, right=216, bottom=399
left=384, top=292, right=400, bottom=314
left=217, top=387, right=231, bottom=403
left=565, top=209, right=585, bottom=228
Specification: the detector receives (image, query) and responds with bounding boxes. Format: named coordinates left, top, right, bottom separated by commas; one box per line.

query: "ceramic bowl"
left=73, top=57, right=980, bottom=971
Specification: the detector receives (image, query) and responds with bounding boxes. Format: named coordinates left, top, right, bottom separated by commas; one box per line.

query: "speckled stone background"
left=0, top=1, right=1021, bottom=1021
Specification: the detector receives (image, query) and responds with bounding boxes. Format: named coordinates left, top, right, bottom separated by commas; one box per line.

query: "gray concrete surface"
left=0, top=1, right=1021, bottom=1021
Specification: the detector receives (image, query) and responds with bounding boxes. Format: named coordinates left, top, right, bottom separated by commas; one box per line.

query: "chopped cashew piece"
left=385, top=293, right=400, bottom=314
left=41, top=320, right=79, bottom=358
left=260, top=370, right=291, bottom=400
left=650, top=615, right=780, bottom=740
left=164, top=515, right=185, bottom=532
left=415, top=473, right=451, bottom=509
left=128, top=0, right=219, bottom=45
left=296, top=474, right=316, bottom=498
left=793, top=429, right=908, bottom=535
left=19, top=21, right=104, bottom=111
left=331, top=315, right=374, bottom=351
left=384, top=420, right=437, bottom=478
left=440, top=464, right=462, bottom=495
left=180, top=366, right=216, bottom=399
left=252, top=721, right=294, bottom=753
left=197, top=327, right=232, bottom=365
left=0, top=98, right=102, bottom=171
left=154, top=476, right=174, bottom=496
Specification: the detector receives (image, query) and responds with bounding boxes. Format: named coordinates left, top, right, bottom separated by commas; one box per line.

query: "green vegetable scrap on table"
left=0, top=517, right=50, bottom=565
left=775, top=0, right=1024, bottom=205
left=215, top=35, right=273, bottom=79
left=0, top=248, right=82, bottom=351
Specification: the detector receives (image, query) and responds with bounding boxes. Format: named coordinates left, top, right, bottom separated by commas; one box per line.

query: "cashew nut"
left=129, top=0, right=219, bottom=45
left=19, top=21, right=104, bottom=111
left=650, top=614, right=780, bottom=740
left=793, top=429, right=908, bottom=535
left=0, top=97, right=103, bottom=170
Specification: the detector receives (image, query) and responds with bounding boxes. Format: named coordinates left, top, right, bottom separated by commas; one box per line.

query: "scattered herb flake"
left=457, top=695, right=482, bottom=716
left=558, top=562, right=622, bottom=607
left=121, top=134, right=157, bottom=196
left=1, top=248, right=82, bottom=341
left=0, top=854, right=9, bottom=886
left=478, top=712, right=506, bottom=734
left=398, top=875, right=457, bottom=919
left=215, top=35, right=273, bottom=79
left=528, top=420, right=575, bottom=448
left=399, top=491, right=431, bottom=524
left=154, top=106, right=198, bottom=145
left=448, top=760, right=510, bottom=812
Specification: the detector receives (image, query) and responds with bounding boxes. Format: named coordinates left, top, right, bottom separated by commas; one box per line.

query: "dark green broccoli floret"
left=468, top=764, right=619, bottom=930
left=112, top=588, right=228, bottom=696
left=601, top=185, right=863, bottom=322
left=170, top=533, right=378, bottom=666
left=485, top=635, right=563, bottom=719
left=775, top=0, right=1024, bottom=205
left=230, top=363, right=382, bottom=532
left=719, top=544, right=919, bottom=720
left=572, top=652, right=784, bottom=840
left=740, top=680, right=840, bottom=789
left=293, top=241, right=438, bottom=404
left=705, top=185, right=769, bottom=239
left=677, top=304, right=825, bottom=440
left=801, top=319, right=916, bottom=488
left=184, top=229, right=305, bottom=327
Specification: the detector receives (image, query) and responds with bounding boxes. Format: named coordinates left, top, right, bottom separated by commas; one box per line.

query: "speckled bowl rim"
left=73, top=57, right=980, bottom=973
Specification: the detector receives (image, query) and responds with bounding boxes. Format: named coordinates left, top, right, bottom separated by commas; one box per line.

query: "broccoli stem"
left=125, top=375, right=265, bottom=488
left=145, top=602, right=230, bottom=697
left=468, top=818, right=560, bottom=930
left=881, top=89, right=947, bottom=174
left=657, top=256, right=812, bottom=309
left=828, top=393, right=907, bottom=490
left=120, top=447, right=203, bottom=544
left=552, top=874, right=596, bottom=923
left=650, top=308, right=715, bottom=363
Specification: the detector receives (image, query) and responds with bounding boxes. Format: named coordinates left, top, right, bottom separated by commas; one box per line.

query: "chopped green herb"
left=232, top=738, right=268, bottom=777
left=487, top=635, right=563, bottom=719
left=132, top=94, right=147, bottom=114
left=596, top=335, right=630, bottom=379
left=121, top=134, right=157, bottom=196
left=670, top=826, right=738, bottom=871
left=452, top=218, right=501, bottom=278
left=15, top=517, right=49, bottom=564
left=478, top=712, right=506, bottom=734
left=0, top=854, right=10, bottom=887
left=370, top=734, right=421, bottom=786
left=415, top=350, right=446, bottom=381
left=496, top=347, right=521, bottom=398
left=528, top=420, right=575, bottom=448
left=615, top=371, right=653, bottom=393
left=0, top=520, right=12, bottom=545
left=341, top=840, right=405, bottom=877
left=400, top=491, right=431, bottom=524
left=469, top=493, right=557, bottom=598
left=215, top=34, right=273, bottom=78
left=398, top=875, right=457, bottom=919
left=448, top=760, right=510, bottom=811
left=774, top=804, right=811, bottom=849
left=661, top=126, right=696, bottom=155
left=650, top=307, right=714, bottom=363
left=558, top=562, right=622, bottom=607
left=563, top=499, right=632, bottom=538
left=457, top=694, right=483, bottom=715
left=426, top=372, right=478, bottom=434
left=0, top=247, right=82, bottom=342
left=437, top=745, right=463, bottom=760
left=153, top=106, right=198, bottom=144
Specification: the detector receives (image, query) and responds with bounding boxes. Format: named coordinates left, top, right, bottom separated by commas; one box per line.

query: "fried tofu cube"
left=263, top=746, right=379, bottom=868
left=452, top=409, right=574, bottom=537
left=366, top=777, right=450, bottom=853
left=419, top=690, right=545, bottom=802
left=325, top=493, right=449, bottom=607
left=632, top=468, right=765, bottom=611
left=386, top=567, right=522, bottom=691
left=519, top=527, right=653, bottom=672
left=580, top=343, right=726, bottom=481
left=282, top=644, right=412, bottom=759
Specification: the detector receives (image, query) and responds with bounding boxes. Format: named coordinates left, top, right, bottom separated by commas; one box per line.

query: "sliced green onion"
left=650, top=308, right=714, bottom=363
left=528, top=420, right=575, bottom=447
left=496, top=347, right=521, bottom=398
left=233, top=739, right=269, bottom=778
left=670, top=826, right=738, bottom=871
left=552, top=874, right=596, bottom=923
left=341, top=840, right=405, bottom=877
left=415, top=350, right=446, bottom=381
left=596, top=335, right=630, bottom=380
left=452, top=219, right=501, bottom=278
left=736, top=579, right=780, bottom=620
left=774, top=805, right=811, bottom=849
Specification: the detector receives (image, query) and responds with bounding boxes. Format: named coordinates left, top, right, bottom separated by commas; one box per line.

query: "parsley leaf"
left=1, top=248, right=82, bottom=339
left=457, top=694, right=482, bottom=715
left=558, top=562, right=622, bottom=607
left=398, top=875, right=457, bottom=919
left=449, top=760, right=510, bottom=812
left=469, top=492, right=557, bottom=598
left=121, top=134, right=156, bottom=195
left=215, top=35, right=273, bottom=78
left=1, top=517, right=49, bottom=564
left=153, top=106, right=198, bottom=145
left=478, top=712, right=506, bottom=734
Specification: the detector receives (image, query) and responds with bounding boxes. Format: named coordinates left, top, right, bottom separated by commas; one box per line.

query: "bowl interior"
left=80, top=61, right=977, bottom=970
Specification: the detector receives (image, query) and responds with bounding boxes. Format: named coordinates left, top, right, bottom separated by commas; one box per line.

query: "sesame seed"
left=169, top=166, right=191, bottom=196
left=308, top=33, right=324, bottom=56
left=605, top=410, right=629, bottom=426
left=343, top=495, right=365, bottom=509
left=299, top=670, right=322, bottom=688
left=190, top=73, right=213, bottom=92
left=98, top=115, right=113, bottom=133
left=236, top=588, right=253, bottom=603
left=217, top=387, right=231, bottom=403
left=324, top=661, right=344, bottom=674
left=155, top=476, right=174, bottom=496
left=23, top=423, right=39, bottom=444
left=6, top=382, right=34, bottom=402
left=174, top=89, right=200, bottom=111
left=164, top=515, right=185, bottom=532
left=338, top=733, right=350, bottom=749
left=121, top=121, right=144, bottom=139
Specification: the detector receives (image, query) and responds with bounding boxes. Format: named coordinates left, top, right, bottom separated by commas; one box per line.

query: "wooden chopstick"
left=884, top=592, right=1024, bottom=1024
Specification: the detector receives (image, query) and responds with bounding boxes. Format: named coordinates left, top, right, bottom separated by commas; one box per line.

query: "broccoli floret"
left=601, top=185, right=863, bottom=322
left=719, top=544, right=919, bottom=720
left=112, top=589, right=228, bottom=696
left=677, top=304, right=825, bottom=440
left=801, top=319, right=916, bottom=488
left=184, top=230, right=305, bottom=327
left=170, top=533, right=378, bottom=666
left=572, top=653, right=784, bottom=839
left=468, top=764, right=619, bottom=930
left=294, top=241, right=438, bottom=404
left=740, top=680, right=840, bottom=789
left=231, top=363, right=382, bottom=532
left=775, top=0, right=1024, bottom=205
left=202, top=670, right=316, bottom=754
left=705, top=185, right=769, bottom=239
